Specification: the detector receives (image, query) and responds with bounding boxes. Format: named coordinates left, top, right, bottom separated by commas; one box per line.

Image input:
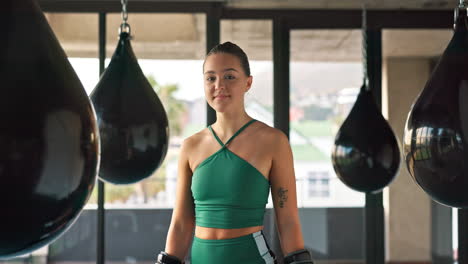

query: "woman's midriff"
left=195, top=225, right=263, bottom=240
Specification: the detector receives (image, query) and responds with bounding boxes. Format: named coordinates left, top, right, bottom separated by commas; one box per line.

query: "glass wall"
left=289, top=29, right=365, bottom=263
left=94, top=13, right=206, bottom=211
left=290, top=30, right=364, bottom=208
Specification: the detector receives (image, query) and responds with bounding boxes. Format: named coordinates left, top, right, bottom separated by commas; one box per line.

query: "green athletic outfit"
left=190, top=119, right=275, bottom=264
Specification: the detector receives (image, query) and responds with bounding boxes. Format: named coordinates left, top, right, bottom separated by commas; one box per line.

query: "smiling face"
left=203, top=53, right=252, bottom=113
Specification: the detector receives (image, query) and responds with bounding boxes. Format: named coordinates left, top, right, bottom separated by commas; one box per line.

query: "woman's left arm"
left=269, top=129, right=305, bottom=255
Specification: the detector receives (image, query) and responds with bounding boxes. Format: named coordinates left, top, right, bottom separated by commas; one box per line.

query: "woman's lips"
left=214, top=95, right=230, bottom=100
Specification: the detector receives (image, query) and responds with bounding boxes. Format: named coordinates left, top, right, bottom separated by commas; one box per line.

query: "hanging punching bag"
left=0, top=0, right=100, bottom=259
left=332, top=82, right=400, bottom=193
left=403, top=2, right=468, bottom=208
left=331, top=8, right=400, bottom=194
left=90, top=25, right=169, bottom=185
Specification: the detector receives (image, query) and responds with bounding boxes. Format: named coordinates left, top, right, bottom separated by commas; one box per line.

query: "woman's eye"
left=206, top=76, right=215, bottom=81
left=225, top=75, right=235, bottom=80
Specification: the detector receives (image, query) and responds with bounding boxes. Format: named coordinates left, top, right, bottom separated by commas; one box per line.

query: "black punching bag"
left=90, top=30, right=169, bottom=185
left=332, top=83, right=400, bottom=193
left=0, top=0, right=100, bottom=259
left=403, top=4, right=468, bottom=208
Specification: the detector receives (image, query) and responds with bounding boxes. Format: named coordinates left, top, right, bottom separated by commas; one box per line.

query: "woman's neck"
left=212, top=110, right=253, bottom=139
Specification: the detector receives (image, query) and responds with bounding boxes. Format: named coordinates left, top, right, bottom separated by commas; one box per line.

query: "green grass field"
left=291, top=144, right=328, bottom=161
left=291, top=120, right=333, bottom=137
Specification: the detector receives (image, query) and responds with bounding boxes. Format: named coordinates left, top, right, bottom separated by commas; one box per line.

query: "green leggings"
left=190, top=231, right=276, bottom=264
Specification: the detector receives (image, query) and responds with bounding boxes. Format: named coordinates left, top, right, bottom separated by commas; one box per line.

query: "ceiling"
left=225, top=0, right=457, bottom=10
left=46, top=12, right=453, bottom=61
left=39, top=0, right=458, bottom=61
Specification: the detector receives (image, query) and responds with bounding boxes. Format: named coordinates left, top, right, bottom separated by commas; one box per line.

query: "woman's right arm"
left=164, top=138, right=195, bottom=260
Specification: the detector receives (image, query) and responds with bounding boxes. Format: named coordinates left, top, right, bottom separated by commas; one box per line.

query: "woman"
left=157, top=42, right=314, bottom=264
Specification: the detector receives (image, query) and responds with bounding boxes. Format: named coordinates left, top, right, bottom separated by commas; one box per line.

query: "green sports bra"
left=191, top=119, right=271, bottom=229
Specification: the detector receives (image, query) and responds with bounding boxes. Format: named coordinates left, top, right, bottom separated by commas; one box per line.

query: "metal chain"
left=361, top=2, right=369, bottom=90
left=119, top=0, right=131, bottom=35
left=121, top=0, right=128, bottom=23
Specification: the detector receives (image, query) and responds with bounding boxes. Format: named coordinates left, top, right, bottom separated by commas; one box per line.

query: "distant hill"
left=248, top=61, right=362, bottom=106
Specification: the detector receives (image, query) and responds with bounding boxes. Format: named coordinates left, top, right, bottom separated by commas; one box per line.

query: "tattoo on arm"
left=277, top=187, right=288, bottom=208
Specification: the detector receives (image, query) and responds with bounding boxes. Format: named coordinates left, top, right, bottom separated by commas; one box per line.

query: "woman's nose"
left=214, top=78, right=225, bottom=90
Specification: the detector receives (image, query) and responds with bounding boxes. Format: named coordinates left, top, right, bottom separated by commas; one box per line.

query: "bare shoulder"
left=253, top=121, right=289, bottom=147
left=181, top=127, right=210, bottom=154
left=180, top=127, right=213, bottom=172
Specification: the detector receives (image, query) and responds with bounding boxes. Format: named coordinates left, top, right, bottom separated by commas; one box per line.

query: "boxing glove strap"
left=155, top=251, right=183, bottom=264
left=284, top=249, right=314, bottom=264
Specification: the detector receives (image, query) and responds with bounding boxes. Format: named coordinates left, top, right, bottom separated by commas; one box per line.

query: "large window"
left=290, top=30, right=365, bottom=208
left=307, top=171, right=330, bottom=198
left=287, top=29, right=365, bottom=263
left=92, top=13, right=206, bottom=210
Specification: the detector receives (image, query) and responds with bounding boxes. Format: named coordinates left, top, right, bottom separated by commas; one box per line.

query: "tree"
left=147, top=75, right=186, bottom=136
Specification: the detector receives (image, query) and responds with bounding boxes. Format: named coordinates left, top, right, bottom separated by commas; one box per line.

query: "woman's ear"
left=245, top=75, right=253, bottom=93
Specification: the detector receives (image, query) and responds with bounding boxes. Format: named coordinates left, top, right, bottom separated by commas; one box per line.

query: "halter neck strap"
left=209, top=119, right=257, bottom=147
